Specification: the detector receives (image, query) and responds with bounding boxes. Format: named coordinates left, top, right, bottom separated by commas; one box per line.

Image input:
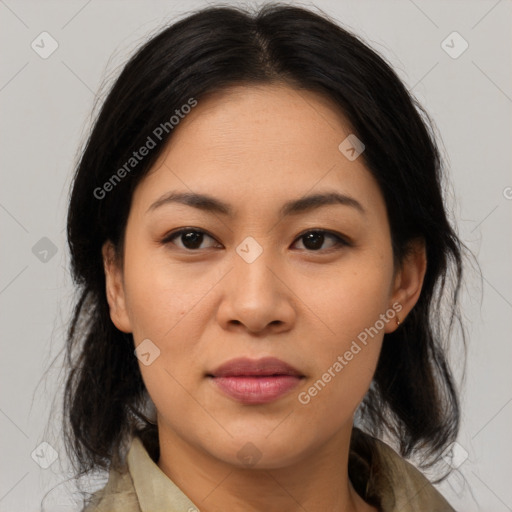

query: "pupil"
left=183, top=231, right=203, bottom=249
left=303, top=232, right=323, bottom=250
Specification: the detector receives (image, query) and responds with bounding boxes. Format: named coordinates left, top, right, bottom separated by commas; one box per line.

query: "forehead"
left=133, top=84, right=384, bottom=218
left=161, top=84, right=351, bottom=165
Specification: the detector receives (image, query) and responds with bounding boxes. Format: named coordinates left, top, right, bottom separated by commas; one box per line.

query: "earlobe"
left=385, top=239, right=427, bottom=333
left=102, top=241, right=132, bottom=333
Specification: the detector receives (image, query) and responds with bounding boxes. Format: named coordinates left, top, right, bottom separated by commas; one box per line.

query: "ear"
left=102, top=240, right=132, bottom=333
left=385, top=238, right=427, bottom=333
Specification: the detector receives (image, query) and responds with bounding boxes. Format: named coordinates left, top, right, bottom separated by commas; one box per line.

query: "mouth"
left=207, top=357, right=305, bottom=405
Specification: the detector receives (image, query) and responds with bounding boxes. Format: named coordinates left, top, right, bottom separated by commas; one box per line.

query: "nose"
left=216, top=246, right=296, bottom=335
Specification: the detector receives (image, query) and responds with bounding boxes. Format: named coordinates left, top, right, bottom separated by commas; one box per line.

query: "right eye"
left=161, top=228, right=222, bottom=251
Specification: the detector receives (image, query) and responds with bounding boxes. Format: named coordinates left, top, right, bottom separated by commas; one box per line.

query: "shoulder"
left=80, top=434, right=198, bottom=512
left=370, top=435, right=456, bottom=512
left=82, top=463, right=141, bottom=512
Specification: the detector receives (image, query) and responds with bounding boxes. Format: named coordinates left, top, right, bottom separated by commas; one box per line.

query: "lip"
left=207, top=357, right=304, bottom=405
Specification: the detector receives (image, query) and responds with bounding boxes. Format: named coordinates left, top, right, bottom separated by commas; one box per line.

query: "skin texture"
left=103, top=84, right=426, bottom=512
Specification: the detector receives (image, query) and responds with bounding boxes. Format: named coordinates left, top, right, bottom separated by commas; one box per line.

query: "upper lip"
left=208, top=357, right=304, bottom=378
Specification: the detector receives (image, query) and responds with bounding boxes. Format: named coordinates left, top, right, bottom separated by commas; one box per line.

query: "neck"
left=156, top=421, right=375, bottom=512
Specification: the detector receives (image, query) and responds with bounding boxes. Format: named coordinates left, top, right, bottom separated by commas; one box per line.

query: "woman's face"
left=103, top=84, right=425, bottom=469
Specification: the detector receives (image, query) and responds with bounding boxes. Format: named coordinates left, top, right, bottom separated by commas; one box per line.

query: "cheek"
left=304, top=254, right=393, bottom=342
left=294, top=252, right=393, bottom=411
left=122, top=249, right=214, bottom=390
left=122, top=245, right=206, bottom=341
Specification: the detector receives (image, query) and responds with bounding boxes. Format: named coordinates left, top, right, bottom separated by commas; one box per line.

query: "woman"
left=63, top=4, right=465, bottom=511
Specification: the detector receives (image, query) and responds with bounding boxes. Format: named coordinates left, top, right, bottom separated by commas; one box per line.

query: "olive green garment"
left=82, top=434, right=456, bottom=512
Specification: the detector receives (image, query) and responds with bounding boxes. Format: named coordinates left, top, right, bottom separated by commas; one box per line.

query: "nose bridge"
left=233, top=235, right=280, bottom=303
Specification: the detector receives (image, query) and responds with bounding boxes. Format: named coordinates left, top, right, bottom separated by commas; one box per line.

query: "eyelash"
left=161, top=228, right=351, bottom=253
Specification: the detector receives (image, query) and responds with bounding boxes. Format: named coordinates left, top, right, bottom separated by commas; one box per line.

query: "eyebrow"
left=146, top=190, right=365, bottom=218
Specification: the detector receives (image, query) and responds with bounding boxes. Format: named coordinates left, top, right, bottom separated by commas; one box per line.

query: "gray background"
left=1, top=0, right=511, bottom=510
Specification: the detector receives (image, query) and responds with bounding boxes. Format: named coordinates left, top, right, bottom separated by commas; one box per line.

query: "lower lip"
left=210, top=375, right=302, bottom=404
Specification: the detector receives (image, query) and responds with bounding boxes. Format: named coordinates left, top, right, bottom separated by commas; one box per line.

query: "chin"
left=206, top=433, right=309, bottom=470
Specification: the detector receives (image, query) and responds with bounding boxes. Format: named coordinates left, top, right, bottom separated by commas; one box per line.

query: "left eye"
left=292, top=230, right=347, bottom=251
